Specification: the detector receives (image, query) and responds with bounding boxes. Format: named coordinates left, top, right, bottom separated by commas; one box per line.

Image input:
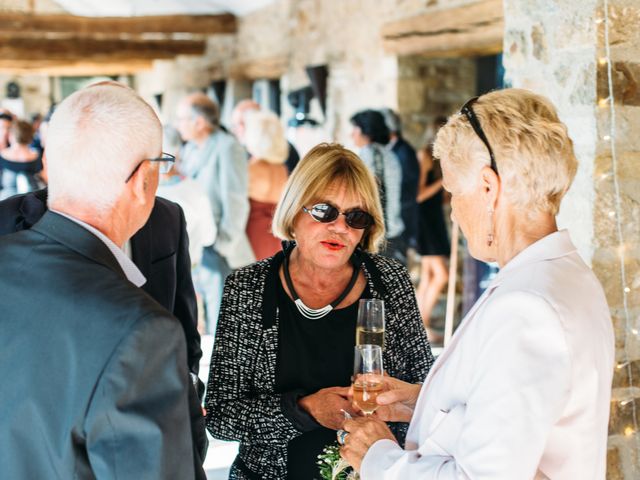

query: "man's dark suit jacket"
left=0, top=188, right=201, bottom=374
left=391, top=136, right=420, bottom=247
left=0, top=190, right=208, bottom=479
left=0, top=212, right=195, bottom=478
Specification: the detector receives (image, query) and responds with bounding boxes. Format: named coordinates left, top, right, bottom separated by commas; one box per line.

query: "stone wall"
left=397, top=55, right=476, bottom=148
left=504, top=0, right=640, bottom=478
left=0, top=75, right=53, bottom=119
left=136, top=0, right=486, bottom=146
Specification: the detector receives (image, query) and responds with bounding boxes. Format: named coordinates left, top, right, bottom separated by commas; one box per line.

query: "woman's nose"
left=328, top=213, right=349, bottom=232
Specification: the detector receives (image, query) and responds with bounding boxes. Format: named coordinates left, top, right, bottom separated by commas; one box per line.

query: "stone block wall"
left=135, top=0, right=486, bottom=146
left=504, top=0, right=640, bottom=477
left=397, top=55, right=476, bottom=148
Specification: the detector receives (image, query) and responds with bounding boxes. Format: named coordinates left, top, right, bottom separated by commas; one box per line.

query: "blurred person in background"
left=0, top=120, right=42, bottom=199
left=0, top=111, right=12, bottom=150
left=177, top=92, right=254, bottom=335
left=380, top=108, right=420, bottom=252
left=415, top=117, right=450, bottom=337
left=350, top=109, right=405, bottom=263
left=157, top=125, right=216, bottom=268
left=244, top=110, right=289, bottom=260
left=231, top=99, right=301, bottom=172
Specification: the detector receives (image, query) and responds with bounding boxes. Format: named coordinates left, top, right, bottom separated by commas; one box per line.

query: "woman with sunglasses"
left=205, top=143, right=433, bottom=479
left=339, top=89, right=614, bottom=479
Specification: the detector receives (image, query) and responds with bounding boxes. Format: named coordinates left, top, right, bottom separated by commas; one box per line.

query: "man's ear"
left=128, top=161, right=152, bottom=205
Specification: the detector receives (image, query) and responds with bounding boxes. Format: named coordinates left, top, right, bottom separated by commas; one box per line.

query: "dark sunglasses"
left=125, top=152, right=176, bottom=183
left=460, top=97, right=498, bottom=174
left=302, top=203, right=374, bottom=229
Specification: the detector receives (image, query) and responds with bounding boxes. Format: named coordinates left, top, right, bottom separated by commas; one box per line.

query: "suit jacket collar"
left=17, top=188, right=48, bottom=230
left=31, top=211, right=126, bottom=280
left=130, top=218, right=153, bottom=284
left=18, top=188, right=152, bottom=283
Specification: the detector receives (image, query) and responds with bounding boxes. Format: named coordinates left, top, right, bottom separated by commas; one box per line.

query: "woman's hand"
left=373, top=376, right=421, bottom=423
left=298, top=386, right=354, bottom=430
left=340, top=416, right=397, bottom=472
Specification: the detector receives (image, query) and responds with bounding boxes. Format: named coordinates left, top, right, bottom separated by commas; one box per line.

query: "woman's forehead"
left=312, top=182, right=365, bottom=207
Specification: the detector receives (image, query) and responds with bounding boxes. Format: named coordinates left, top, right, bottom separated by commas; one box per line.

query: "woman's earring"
left=487, top=208, right=494, bottom=247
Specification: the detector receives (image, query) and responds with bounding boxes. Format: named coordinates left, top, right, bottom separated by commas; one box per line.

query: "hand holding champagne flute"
left=352, top=345, right=384, bottom=416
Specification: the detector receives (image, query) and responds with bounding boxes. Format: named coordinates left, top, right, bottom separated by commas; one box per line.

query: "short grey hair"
left=244, top=111, right=288, bottom=164
left=434, top=88, right=577, bottom=216
left=163, top=125, right=183, bottom=157
left=46, top=82, right=162, bottom=213
left=185, top=92, right=219, bottom=129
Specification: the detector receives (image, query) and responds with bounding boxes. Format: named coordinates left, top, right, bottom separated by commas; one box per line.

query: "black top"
left=275, top=275, right=371, bottom=479
left=0, top=155, right=41, bottom=173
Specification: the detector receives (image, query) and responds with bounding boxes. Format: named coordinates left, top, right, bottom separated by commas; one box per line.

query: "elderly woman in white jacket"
left=340, top=89, right=615, bottom=480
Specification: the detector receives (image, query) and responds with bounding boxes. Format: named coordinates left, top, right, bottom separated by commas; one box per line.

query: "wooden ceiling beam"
left=0, top=59, right=155, bottom=76
left=229, top=55, right=288, bottom=80
left=0, top=37, right=206, bottom=62
left=381, top=0, right=504, bottom=57
left=0, top=12, right=236, bottom=37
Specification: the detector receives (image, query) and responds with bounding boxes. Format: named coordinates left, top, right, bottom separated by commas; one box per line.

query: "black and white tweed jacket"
left=205, top=250, right=434, bottom=479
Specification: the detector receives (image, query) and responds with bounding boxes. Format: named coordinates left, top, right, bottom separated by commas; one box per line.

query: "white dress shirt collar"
left=51, top=209, right=146, bottom=287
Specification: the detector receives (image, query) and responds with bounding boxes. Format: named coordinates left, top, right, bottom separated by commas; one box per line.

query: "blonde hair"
left=46, top=82, right=161, bottom=213
left=272, top=143, right=385, bottom=253
left=244, top=111, right=288, bottom=164
left=433, top=88, right=577, bottom=215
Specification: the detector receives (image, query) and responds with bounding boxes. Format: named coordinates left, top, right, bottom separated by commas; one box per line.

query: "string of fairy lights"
left=598, top=0, right=639, bottom=445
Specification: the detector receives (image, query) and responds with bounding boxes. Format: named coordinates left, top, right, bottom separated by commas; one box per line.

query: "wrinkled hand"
left=340, top=416, right=397, bottom=472
left=299, top=386, right=354, bottom=430
left=372, top=376, right=421, bottom=423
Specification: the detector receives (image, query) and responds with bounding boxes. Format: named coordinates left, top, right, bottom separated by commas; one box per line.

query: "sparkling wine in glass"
left=352, top=344, right=384, bottom=416
left=356, top=299, right=385, bottom=349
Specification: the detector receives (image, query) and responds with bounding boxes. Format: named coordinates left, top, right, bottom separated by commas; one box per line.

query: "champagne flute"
left=352, top=344, right=384, bottom=416
left=356, top=299, right=385, bottom=349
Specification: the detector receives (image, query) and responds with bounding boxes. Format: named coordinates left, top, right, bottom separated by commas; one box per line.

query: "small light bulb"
left=608, top=211, right=616, bottom=218
left=625, top=426, right=635, bottom=436
left=598, top=98, right=609, bottom=108
left=595, top=18, right=604, bottom=24
left=617, top=361, right=629, bottom=369
left=604, top=135, right=611, bottom=141
left=631, top=328, right=639, bottom=335
left=621, top=399, right=631, bottom=406
left=624, top=287, right=631, bottom=293
left=598, top=57, right=608, bottom=65
left=600, top=173, right=609, bottom=180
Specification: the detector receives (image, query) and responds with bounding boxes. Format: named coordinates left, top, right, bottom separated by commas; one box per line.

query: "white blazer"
left=361, top=230, right=614, bottom=479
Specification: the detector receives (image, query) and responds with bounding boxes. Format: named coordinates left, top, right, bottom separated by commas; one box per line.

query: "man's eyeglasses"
left=460, top=97, right=498, bottom=174
left=302, top=203, right=374, bottom=229
left=125, top=152, right=176, bottom=183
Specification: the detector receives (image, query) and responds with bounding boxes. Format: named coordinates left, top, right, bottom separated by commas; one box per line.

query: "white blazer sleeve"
left=361, top=291, right=571, bottom=479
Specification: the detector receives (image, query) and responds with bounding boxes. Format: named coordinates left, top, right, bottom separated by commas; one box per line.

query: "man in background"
left=177, top=93, right=254, bottom=334
left=0, top=83, right=196, bottom=478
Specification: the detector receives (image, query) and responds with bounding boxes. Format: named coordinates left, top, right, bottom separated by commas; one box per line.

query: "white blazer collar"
left=487, top=229, right=576, bottom=290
